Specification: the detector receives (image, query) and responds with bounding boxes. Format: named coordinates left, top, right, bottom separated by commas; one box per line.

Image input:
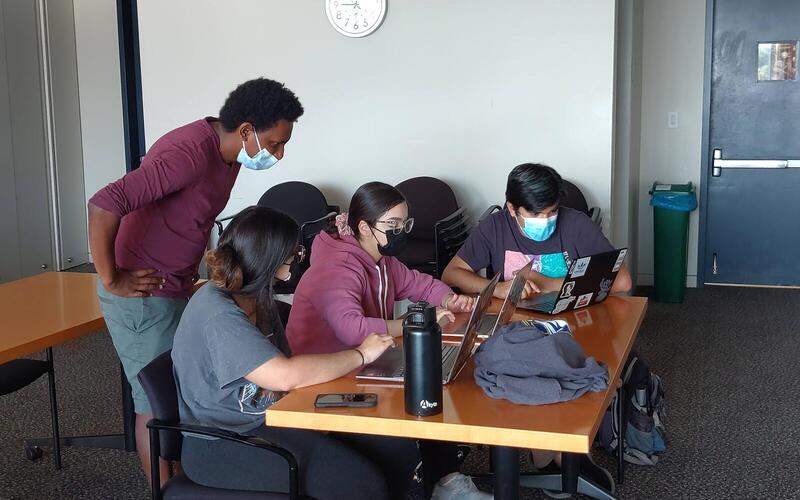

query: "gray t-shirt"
left=172, top=283, right=283, bottom=434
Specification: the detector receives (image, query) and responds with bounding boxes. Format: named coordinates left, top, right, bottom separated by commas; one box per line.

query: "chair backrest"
left=138, top=350, right=182, bottom=461
left=434, top=208, right=471, bottom=278
left=258, top=182, right=337, bottom=294
left=257, top=181, right=331, bottom=226
left=560, top=179, right=590, bottom=216
left=396, top=177, right=459, bottom=238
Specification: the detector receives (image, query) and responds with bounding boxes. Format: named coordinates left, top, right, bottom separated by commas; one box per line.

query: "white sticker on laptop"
left=552, top=296, right=576, bottom=314
left=560, top=281, right=576, bottom=298
left=571, top=257, right=591, bottom=278
left=575, top=293, right=593, bottom=308
left=612, top=249, right=628, bottom=272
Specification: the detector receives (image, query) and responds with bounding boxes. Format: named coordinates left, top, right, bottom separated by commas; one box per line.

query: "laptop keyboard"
left=391, top=344, right=458, bottom=378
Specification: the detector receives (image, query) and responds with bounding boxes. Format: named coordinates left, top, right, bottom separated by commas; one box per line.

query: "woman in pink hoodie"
left=287, top=181, right=473, bottom=354
left=286, top=182, right=491, bottom=500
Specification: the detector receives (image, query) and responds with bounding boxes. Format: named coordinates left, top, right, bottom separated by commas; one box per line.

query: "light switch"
left=668, top=112, right=678, bottom=129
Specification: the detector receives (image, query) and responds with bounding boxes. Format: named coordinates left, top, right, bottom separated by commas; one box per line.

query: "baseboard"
left=636, top=273, right=697, bottom=288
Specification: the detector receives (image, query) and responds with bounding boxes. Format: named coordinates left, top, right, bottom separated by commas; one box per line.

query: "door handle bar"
left=712, top=149, right=799, bottom=176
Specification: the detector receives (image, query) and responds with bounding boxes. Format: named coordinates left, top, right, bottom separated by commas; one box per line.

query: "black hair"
left=218, top=78, right=304, bottom=132
left=345, top=182, right=406, bottom=240
left=505, top=163, right=564, bottom=213
left=205, top=206, right=299, bottom=355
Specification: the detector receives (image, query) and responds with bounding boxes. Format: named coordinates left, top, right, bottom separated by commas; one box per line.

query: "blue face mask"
left=237, top=132, right=278, bottom=170
left=520, top=213, right=558, bottom=241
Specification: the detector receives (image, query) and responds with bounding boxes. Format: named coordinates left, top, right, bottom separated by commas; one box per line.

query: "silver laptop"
left=450, top=261, right=533, bottom=339
left=356, top=273, right=501, bottom=384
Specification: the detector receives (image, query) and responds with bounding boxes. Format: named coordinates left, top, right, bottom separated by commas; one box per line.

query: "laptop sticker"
left=596, top=290, right=608, bottom=302
left=575, top=309, right=593, bottom=327
left=570, top=257, right=591, bottom=278
left=575, top=293, right=593, bottom=308
left=560, top=280, right=576, bottom=298
left=612, top=249, right=628, bottom=272
left=599, top=278, right=613, bottom=292
left=553, top=296, right=576, bottom=314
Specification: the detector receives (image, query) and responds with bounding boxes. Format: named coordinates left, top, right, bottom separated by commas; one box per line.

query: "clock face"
left=325, top=0, right=386, bottom=38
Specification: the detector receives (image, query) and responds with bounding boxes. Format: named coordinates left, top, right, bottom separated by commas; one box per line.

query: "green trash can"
left=649, top=182, right=697, bottom=303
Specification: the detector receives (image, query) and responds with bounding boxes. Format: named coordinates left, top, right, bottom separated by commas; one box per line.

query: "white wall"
left=73, top=0, right=126, bottom=215
left=136, top=0, right=618, bottom=231
left=636, top=0, right=706, bottom=287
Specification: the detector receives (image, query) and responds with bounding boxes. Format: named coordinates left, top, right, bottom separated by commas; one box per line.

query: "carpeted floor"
left=2, top=285, right=800, bottom=499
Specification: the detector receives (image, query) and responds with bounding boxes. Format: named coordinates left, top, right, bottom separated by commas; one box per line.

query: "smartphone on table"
left=314, top=393, right=378, bottom=408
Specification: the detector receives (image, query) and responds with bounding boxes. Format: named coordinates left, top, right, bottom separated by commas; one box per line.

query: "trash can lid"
left=649, top=182, right=694, bottom=194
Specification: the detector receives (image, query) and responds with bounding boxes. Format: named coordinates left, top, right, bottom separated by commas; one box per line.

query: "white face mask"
left=237, top=132, right=278, bottom=170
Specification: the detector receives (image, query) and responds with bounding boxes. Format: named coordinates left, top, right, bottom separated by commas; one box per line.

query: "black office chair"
left=395, top=177, right=470, bottom=278
left=0, top=358, right=60, bottom=466
left=138, top=351, right=306, bottom=500
left=561, top=179, right=601, bottom=225
left=213, top=182, right=338, bottom=294
left=257, top=182, right=339, bottom=293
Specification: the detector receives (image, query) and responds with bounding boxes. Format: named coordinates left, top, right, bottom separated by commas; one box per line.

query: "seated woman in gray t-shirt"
left=172, top=206, right=416, bottom=500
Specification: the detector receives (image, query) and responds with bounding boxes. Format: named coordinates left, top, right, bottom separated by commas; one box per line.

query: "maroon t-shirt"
left=90, top=118, right=240, bottom=298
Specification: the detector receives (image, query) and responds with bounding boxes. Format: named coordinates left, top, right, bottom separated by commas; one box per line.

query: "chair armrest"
left=434, top=206, right=466, bottom=229
left=300, top=211, right=337, bottom=233
left=146, top=419, right=299, bottom=500
left=479, top=205, right=502, bottom=222
left=588, top=207, right=602, bottom=225
left=213, top=214, right=238, bottom=238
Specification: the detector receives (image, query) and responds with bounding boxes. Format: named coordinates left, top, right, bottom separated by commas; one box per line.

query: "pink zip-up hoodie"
left=286, top=230, right=453, bottom=355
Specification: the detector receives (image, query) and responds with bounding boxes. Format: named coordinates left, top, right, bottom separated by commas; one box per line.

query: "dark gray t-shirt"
left=172, top=284, right=283, bottom=434
left=457, top=207, right=613, bottom=281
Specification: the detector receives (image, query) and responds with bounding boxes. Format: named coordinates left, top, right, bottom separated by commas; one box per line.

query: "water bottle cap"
left=405, top=301, right=436, bottom=325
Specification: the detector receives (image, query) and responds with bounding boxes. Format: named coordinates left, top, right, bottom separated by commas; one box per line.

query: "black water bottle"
left=403, top=301, right=443, bottom=416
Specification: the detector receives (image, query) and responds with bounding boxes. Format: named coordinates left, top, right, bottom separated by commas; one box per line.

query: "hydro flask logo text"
left=419, top=399, right=438, bottom=410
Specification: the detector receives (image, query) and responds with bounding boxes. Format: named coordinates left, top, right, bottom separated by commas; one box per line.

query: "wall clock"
left=325, top=0, right=387, bottom=38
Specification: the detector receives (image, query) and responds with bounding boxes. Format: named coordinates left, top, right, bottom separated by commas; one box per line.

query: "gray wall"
left=0, top=0, right=54, bottom=281
left=0, top=0, right=90, bottom=282
left=45, top=0, right=89, bottom=269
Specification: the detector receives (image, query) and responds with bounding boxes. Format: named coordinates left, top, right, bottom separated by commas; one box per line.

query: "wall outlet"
left=668, top=111, right=678, bottom=128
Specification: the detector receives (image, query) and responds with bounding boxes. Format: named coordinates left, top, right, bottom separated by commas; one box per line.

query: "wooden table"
left=267, top=296, right=647, bottom=499
left=0, top=272, right=135, bottom=468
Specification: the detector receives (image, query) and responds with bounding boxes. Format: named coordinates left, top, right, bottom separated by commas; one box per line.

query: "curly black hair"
left=219, top=78, right=304, bottom=132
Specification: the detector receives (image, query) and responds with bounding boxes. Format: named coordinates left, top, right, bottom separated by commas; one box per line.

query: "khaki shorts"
left=97, top=282, right=188, bottom=415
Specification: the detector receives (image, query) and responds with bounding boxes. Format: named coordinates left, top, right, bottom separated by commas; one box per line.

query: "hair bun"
left=205, top=244, right=244, bottom=291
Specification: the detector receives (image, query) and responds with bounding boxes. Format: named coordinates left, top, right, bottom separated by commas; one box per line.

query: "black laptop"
left=517, top=248, right=628, bottom=315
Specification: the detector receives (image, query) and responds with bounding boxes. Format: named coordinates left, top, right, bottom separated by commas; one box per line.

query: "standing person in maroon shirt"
left=87, top=77, right=303, bottom=485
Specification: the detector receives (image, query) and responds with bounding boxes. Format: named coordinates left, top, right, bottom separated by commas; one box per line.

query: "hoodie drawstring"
left=375, top=263, right=390, bottom=320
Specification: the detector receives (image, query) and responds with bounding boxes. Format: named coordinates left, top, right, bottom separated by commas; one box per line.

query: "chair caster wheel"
left=25, top=445, right=43, bottom=461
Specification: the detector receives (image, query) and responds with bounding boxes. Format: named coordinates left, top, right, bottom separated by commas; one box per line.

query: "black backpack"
left=597, top=353, right=666, bottom=465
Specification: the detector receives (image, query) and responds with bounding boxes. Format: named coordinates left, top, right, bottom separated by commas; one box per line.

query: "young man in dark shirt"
left=443, top=163, right=631, bottom=299
left=88, top=78, right=303, bottom=484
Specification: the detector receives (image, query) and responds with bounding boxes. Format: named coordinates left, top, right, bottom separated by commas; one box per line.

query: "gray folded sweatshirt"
left=473, top=320, right=609, bottom=405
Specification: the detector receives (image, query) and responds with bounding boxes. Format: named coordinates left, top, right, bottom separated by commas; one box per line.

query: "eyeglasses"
left=374, top=218, right=415, bottom=235
left=283, top=245, right=307, bottom=266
